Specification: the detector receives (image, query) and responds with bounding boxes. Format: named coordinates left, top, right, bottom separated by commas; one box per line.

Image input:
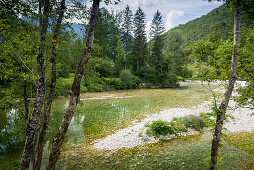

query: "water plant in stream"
left=171, top=114, right=206, bottom=132
left=145, top=120, right=187, bottom=138
left=56, top=133, right=254, bottom=169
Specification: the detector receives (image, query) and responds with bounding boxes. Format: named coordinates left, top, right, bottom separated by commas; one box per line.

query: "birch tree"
left=46, top=0, right=101, bottom=169
left=19, top=0, right=50, bottom=169
left=206, top=0, right=241, bottom=169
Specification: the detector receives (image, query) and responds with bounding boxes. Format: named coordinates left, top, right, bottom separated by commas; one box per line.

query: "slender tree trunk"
left=137, top=58, right=139, bottom=71
left=34, top=1, right=65, bottom=169
left=23, top=78, right=29, bottom=126
left=19, top=0, right=50, bottom=169
left=210, top=0, right=241, bottom=169
left=23, top=83, right=30, bottom=131
left=46, top=0, right=100, bottom=169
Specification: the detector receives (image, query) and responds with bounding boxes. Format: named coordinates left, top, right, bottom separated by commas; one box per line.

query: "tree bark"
left=210, top=0, right=241, bottom=169
left=34, top=0, right=65, bottom=169
left=137, top=58, right=140, bottom=71
left=46, top=0, right=100, bottom=169
left=22, top=66, right=30, bottom=128
left=23, top=82, right=30, bottom=129
left=19, top=0, right=50, bottom=169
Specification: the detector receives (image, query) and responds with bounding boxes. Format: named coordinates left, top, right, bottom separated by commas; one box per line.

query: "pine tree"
left=92, top=8, right=110, bottom=58
left=150, top=10, right=165, bottom=38
left=132, top=7, right=147, bottom=72
left=107, top=10, right=120, bottom=62
left=150, top=10, right=166, bottom=86
left=121, top=5, right=133, bottom=68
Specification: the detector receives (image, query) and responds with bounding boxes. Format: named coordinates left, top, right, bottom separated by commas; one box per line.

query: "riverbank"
left=93, top=81, right=254, bottom=150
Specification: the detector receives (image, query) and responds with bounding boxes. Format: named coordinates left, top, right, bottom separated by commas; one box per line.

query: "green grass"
left=223, top=132, right=254, bottom=156
left=222, top=132, right=254, bottom=169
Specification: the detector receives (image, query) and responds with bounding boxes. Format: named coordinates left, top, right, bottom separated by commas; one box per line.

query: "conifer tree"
left=132, top=7, right=147, bottom=72
left=121, top=5, right=133, bottom=68
left=150, top=10, right=166, bottom=86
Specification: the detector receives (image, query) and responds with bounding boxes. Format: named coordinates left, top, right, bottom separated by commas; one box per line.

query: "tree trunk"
left=34, top=1, right=65, bottom=169
left=19, top=1, right=50, bottom=169
left=137, top=58, right=139, bottom=71
left=23, top=78, right=29, bottom=126
left=210, top=0, right=241, bottom=169
left=46, top=0, right=100, bottom=169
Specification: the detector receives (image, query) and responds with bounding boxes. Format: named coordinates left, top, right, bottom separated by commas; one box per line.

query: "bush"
left=103, top=77, right=122, bottom=90
left=173, top=126, right=188, bottom=134
left=135, top=66, right=156, bottom=83
left=119, top=69, right=141, bottom=89
left=87, top=57, right=115, bottom=78
left=177, top=76, right=184, bottom=81
left=172, top=115, right=206, bottom=131
left=80, top=86, right=88, bottom=93
left=145, top=120, right=188, bottom=138
left=55, top=76, right=74, bottom=97
left=145, top=120, right=175, bottom=138
left=164, top=72, right=179, bottom=87
left=87, top=84, right=102, bottom=92
left=199, top=112, right=215, bottom=128
left=131, top=75, right=141, bottom=88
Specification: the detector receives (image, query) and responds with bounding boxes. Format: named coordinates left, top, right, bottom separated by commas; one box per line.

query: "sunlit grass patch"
left=223, top=132, right=254, bottom=156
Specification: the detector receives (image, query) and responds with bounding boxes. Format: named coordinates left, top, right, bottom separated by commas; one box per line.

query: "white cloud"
left=165, top=10, right=184, bottom=31
left=69, top=0, right=222, bottom=33
left=145, top=21, right=152, bottom=40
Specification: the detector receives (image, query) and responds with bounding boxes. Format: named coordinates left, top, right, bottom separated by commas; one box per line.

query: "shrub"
left=173, top=126, right=188, bottom=135
left=145, top=120, right=175, bottom=138
left=173, top=115, right=206, bottom=131
left=80, top=86, right=88, bottom=93
left=81, top=57, right=115, bottom=90
left=55, top=76, right=74, bottom=97
left=199, top=112, right=215, bottom=128
left=119, top=69, right=141, bottom=89
left=55, top=74, right=88, bottom=96
left=103, top=77, right=122, bottom=90
left=87, top=57, right=115, bottom=78
left=164, top=72, right=179, bottom=87
left=177, top=76, right=184, bottom=81
left=135, top=66, right=156, bottom=83
left=87, top=84, right=102, bottom=92
left=131, top=75, right=141, bottom=88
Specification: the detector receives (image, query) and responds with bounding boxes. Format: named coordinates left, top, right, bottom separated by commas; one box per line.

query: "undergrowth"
left=145, top=114, right=212, bottom=138
left=145, top=120, right=186, bottom=138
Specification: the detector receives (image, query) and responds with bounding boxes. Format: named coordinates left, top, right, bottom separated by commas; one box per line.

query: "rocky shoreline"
left=92, top=82, right=254, bottom=150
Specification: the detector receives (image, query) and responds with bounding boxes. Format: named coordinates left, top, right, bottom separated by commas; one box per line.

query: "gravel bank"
left=93, top=82, right=254, bottom=150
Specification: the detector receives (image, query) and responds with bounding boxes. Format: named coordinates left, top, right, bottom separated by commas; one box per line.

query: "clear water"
left=0, top=83, right=253, bottom=169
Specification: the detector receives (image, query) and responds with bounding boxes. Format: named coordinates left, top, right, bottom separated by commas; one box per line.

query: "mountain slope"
left=164, top=5, right=234, bottom=47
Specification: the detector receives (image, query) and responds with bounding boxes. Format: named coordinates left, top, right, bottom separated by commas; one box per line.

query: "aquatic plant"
left=145, top=120, right=187, bottom=138
left=171, top=114, right=206, bottom=131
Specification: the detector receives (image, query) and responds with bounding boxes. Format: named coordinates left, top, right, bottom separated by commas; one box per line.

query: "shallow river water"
left=0, top=82, right=253, bottom=169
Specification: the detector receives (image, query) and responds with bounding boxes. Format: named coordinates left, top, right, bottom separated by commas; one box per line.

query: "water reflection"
left=0, top=86, right=220, bottom=169
left=0, top=107, right=26, bottom=154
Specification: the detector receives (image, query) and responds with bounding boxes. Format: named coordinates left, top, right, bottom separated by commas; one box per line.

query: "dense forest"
left=0, top=0, right=254, bottom=169
left=1, top=3, right=253, bottom=102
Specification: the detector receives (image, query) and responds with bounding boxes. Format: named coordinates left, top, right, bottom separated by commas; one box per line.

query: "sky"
left=78, top=0, right=223, bottom=36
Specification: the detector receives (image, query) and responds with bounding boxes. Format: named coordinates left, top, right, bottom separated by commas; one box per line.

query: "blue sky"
left=75, top=0, right=223, bottom=35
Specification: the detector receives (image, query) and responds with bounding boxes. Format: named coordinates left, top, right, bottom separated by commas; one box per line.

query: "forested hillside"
left=166, top=5, right=234, bottom=45
left=164, top=4, right=252, bottom=48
